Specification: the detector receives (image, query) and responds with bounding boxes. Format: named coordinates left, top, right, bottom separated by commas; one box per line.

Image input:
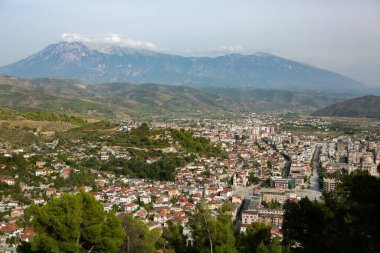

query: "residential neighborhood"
left=0, top=114, right=379, bottom=252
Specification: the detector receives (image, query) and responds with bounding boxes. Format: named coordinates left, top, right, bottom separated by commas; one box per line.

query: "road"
left=310, top=145, right=321, bottom=191
left=233, top=185, right=256, bottom=198
left=295, top=189, right=322, bottom=201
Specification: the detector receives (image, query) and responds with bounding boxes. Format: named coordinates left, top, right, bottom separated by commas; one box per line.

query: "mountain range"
left=0, top=76, right=343, bottom=119
left=0, top=42, right=373, bottom=94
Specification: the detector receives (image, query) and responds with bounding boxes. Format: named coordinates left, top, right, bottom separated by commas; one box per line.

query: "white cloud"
left=182, top=45, right=250, bottom=57
left=60, top=33, right=158, bottom=51
left=61, top=33, right=90, bottom=43
left=218, top=45, right=244, bottom=53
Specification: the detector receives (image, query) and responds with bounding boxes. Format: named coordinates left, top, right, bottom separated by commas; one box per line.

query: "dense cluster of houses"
left=1, top=114, right=379, bottom=252
left=320, top=137, right=380, bottom=192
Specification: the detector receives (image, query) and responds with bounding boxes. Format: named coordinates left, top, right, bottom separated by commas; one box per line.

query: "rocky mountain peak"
left=0, top=42, right=369, bottom=94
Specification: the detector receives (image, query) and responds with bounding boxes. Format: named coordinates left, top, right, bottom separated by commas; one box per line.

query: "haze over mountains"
left=0, top=42, right=372, bottom=94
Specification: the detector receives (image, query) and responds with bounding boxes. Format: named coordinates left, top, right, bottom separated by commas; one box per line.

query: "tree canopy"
left=188, top=202, right=237, bottom=253
left=22, top=192, right=125, bottom=253
left=120, top=213, right=161, bottom=253
left=283, top=170, right=380, bottom=253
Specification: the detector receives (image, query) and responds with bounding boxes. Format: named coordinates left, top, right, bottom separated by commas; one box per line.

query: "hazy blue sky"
left=1, top=0, right=379, bottom=86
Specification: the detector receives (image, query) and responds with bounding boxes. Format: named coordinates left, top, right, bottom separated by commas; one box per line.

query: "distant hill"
left=0, top=42, right=369, bottom=94
left=312, top=95, right=380, bottom=118
left=0, top=76, right=237, bottom=119
left=0, top=76, right=115, bottom=118
left=0, top=76, right=344, bottom=119
left=202, top=87, right=339, bottom=111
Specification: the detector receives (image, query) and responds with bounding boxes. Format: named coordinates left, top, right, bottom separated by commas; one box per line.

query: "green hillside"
left=0, top=107, right=89, bottom=126
left=0, top=76, right=344, bottom=120
left=0, top=76, right=115, bottom=118
left=312, top=95, right=380, bottom=118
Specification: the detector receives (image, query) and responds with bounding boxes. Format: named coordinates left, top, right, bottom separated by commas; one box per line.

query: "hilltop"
left=312, top=95, right=380, bottom=118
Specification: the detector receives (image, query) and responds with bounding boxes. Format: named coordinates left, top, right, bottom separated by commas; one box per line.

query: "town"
left=0, top=113, right=379, bottom=252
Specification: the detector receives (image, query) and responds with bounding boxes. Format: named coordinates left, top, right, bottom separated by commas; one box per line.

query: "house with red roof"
left=167, top=188, right=179, bottom=197
left=33, top=197, right=45, bottom=205
left=125, top=203, right=139, bottom=212
left=135, top=209, right=148, bottom=219
left=10, top=208, right=23, bottom=218
left=21, top=227, right=35, bottom=242
left=183, top=202, right=196, bottom=211
left=0, top=176, right=15, bottom=185
left=0, top=224, right=21, bottom=237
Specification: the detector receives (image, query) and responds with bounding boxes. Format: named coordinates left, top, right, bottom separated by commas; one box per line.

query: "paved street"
left=310, top=145, right=321, bottom=192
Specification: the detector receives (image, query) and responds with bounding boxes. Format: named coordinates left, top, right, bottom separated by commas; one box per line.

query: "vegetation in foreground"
left=18, top=192, right=286, bottom=253
left=15, top=170, right=380, bottom=253
left=283, top=170, right=380, bottom=253
left=19, top=192, right=124, bottom=253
